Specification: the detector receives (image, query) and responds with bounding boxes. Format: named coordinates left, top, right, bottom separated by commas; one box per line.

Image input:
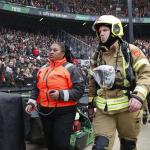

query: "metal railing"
left=59, top=30, right=96, bottom=59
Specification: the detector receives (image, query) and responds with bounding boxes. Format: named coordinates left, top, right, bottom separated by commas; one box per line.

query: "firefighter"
left=88, top=15, right=150, bottom=150
left=25, top=42, right=85, bottom=150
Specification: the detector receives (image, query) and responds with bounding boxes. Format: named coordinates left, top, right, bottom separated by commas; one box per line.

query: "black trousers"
left=39, top=105, right=76, bottom=150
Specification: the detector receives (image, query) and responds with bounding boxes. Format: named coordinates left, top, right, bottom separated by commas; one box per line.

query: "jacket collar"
left=50, top=57, right=67, bottom=68
left=103, top=40, right=123, bottom=57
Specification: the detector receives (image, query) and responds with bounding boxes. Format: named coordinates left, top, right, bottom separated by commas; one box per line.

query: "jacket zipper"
left=45, top=63, right=55, bottom=107
left=43, top=68, right=49, bottom=82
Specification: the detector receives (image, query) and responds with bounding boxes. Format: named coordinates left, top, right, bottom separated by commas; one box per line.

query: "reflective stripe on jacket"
left=96, top=96, right=129, bottom=111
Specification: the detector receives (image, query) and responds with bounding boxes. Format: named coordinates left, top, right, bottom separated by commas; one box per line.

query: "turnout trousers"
left=93, top=109, right=142, bottom=150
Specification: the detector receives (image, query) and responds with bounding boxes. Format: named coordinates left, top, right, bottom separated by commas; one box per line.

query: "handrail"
left=0, top=87, right=33, bottom=93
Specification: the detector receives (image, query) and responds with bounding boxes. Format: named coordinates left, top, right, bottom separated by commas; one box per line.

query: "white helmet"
left=92, top=15, right=124, bottom=37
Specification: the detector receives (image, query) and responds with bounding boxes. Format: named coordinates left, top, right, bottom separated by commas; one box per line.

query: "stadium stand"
left=3, top=0, right=150, bottom=17
left=0, top=0, right=149, bottom=88
left=0, top=25, right=149, bottom=88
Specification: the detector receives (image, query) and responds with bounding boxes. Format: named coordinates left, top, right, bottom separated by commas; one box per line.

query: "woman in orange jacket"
left=25, top=42, right=85, bottom=150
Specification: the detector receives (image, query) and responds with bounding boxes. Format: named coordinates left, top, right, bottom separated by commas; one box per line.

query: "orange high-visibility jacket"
left=31, top=58, right=85, bottom=108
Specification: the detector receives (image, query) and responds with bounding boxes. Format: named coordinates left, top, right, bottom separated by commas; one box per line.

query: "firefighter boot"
left=120, top=138, right=137, bottom=150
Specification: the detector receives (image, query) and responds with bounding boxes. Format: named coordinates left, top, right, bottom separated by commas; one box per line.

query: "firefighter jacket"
left=88, top=40, right=150, bottom=114
left=30, top=58, right=85, bottom=108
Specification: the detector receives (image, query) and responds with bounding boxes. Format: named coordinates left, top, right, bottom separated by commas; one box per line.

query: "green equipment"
left=70, top=105, right=95, bottom=150
left=70, top=127, right=94, bottom=150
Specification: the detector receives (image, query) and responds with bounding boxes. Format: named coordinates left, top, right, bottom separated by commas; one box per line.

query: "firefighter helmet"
left=92, top=15, right=124, bottom=37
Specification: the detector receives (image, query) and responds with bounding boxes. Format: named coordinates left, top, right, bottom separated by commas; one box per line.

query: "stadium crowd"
left=0, top=27, right=90, bottom=88
left=0, top=27, right=55, bottom=87
left=3, top=0, right=150, bottom=17
left=0, top=26, right=149, bottom=88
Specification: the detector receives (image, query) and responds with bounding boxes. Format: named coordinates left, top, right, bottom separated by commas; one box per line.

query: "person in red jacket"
left=25, top=42, right=85, bottom=150
left=32, top=47, right=40, bottom=57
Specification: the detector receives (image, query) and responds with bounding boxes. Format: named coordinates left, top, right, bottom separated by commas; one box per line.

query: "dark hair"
left=64, top=45, right=75, bottom=63
left=54, top=42, right=74, bottom=63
